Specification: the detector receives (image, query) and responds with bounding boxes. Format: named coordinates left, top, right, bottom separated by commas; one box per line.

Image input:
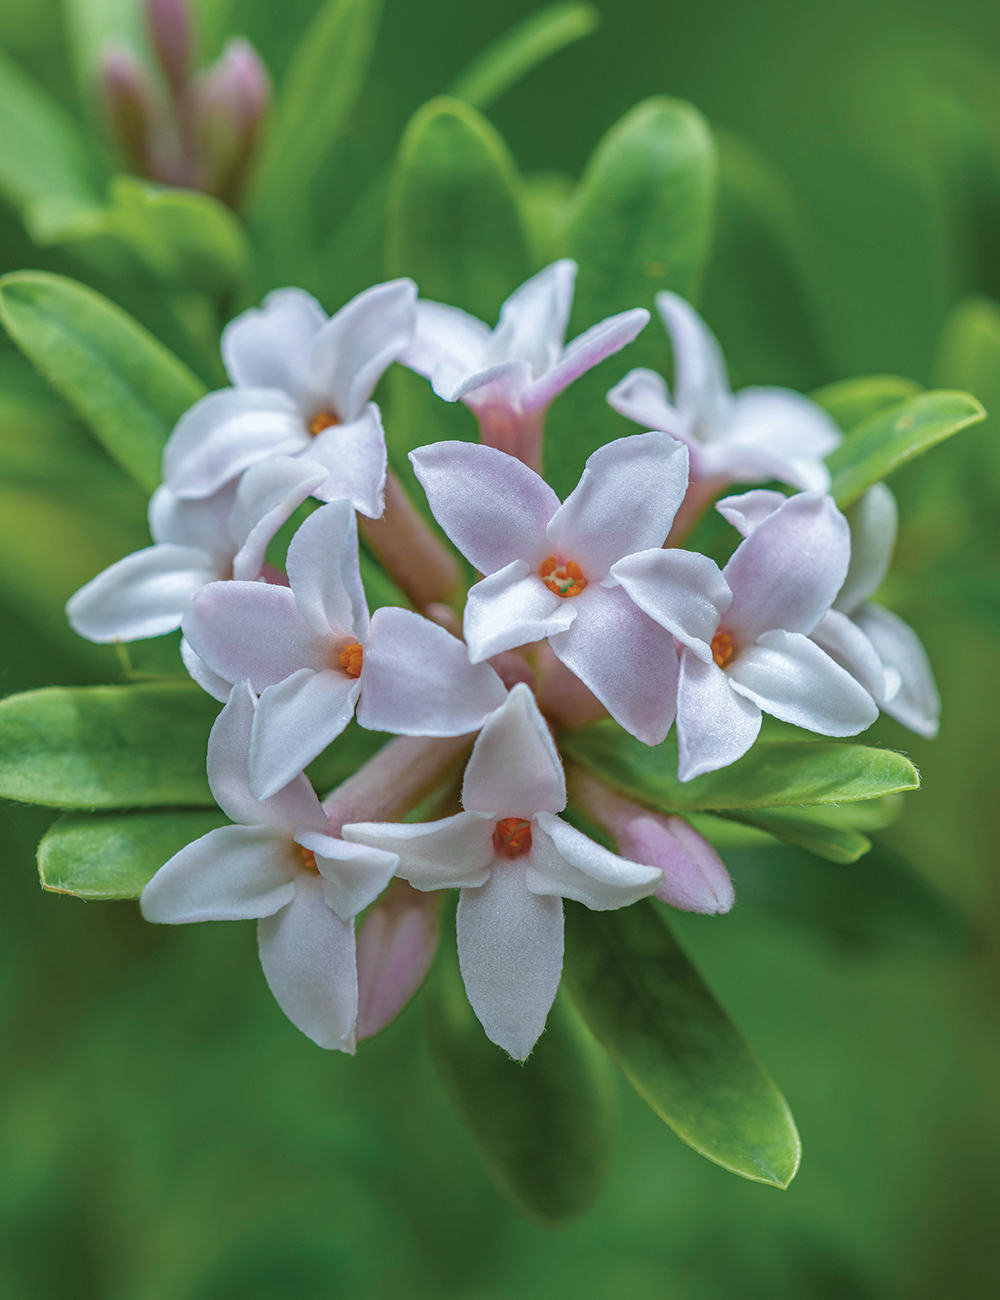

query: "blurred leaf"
left=564, top=899, right=800, bottom=1187
left=0, top=271, right=206, bottom=491
left=721, top=807, right=871, bottom=864
left=0, top=683, right=220, bottom=808
left=812, top=374, right=923, bottom=433
left=448, top=3, right=599, bottom=109
left=520, top=170, right=574, bottom=269
left=935, top=294, right=1000, bottom=492
left=425, top=910, right=615, bottom=1226
left=560, top=721, right=920, bottom=812
left=38, top=808, right=229, bottom=899
left=827, top=389, right=985, bottom=507
left=63, top=0, right=148, bottom=99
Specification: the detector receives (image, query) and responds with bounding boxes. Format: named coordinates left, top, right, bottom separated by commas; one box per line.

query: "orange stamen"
left=539, top=556, right=587, bottom=597
left=309, top=411, right=339, bottom=436
left=299, top=845, right=318, bottom=871
left=711, top=631, right=734, bottom=668
left=493, top=817, right=533, bottom=858
left=339, top=641, right=364, bottom=678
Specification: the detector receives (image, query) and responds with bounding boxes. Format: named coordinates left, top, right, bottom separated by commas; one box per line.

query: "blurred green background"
left=2, top=0, right=1000, bottom=1296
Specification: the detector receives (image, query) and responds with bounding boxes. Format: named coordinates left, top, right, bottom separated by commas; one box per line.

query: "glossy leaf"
left=564, top=900, right=800, bottom=1187
left=720, top=807, right=871, bottom=864
left=424, top=910, right=615, bottom=1226
left=0, top=271, right=206, bottom=492
left=39, top=808, right=230, bottom=899
left=811, top=373, right=923, bottom=434
left=0, top=683, right=220, bottom=809
left=560, top=721, right=920, bottom=812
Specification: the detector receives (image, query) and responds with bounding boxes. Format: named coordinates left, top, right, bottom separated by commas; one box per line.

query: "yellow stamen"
left=493, top=817, right=533, bottom=858
left=539, top=555, right=587, bottom=598
left=309, top=411, right=339, bottom=436
left=299, top=845, right=318, bottom=871
left=711, top=631, right=734, bottom=668
left=339, top=641, right=364, bottom=678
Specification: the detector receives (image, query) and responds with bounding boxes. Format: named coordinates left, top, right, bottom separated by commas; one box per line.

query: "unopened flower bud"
left=146, top=0, right=191, bottom=98
left=100, top=45, right=155, bottom=175
left=191, top=37, right=270, bottom=203
left=356, top=881, right=442, bottom=1040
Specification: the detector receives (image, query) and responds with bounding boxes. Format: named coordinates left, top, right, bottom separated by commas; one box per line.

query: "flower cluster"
left=67, top=263, right=940, bottom=1060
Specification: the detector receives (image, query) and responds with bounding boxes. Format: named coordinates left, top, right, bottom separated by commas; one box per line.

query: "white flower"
left=161, top=280, right=418, bottom=516
left=608, top=292, right=841, bottom=492
left=343, top=685, right=662, bottom=1060
left=141, top=682, right=399, bottom=1052
left=409, top=432, right=688, bottom=745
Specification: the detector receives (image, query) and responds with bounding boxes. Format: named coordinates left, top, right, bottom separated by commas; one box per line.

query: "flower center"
left=493, top=817, right=532, bottom=858
left=299, top=845, right=318, bottom=871
left=539, top=556, right=587, bottom=598
left=339, top=641, right=364, bottom=678
left=309, top=410, right=339, bottom=436
left=711, top=631, right=734, bottom=668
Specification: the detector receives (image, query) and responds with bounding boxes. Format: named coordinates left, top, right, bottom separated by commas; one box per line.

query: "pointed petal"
left=221, top=287, right=325, bottom=405
left=285, top=499, right=368, bottom=639
left=400, top=299, right=491, bottom=382
left=837, top=483, right=898, bottom=613
left=526, top=308, right=649, bottom=411
left=342, top=812, right=495, bottom=890
left=676, top=649, right=761, bottom=781
left=715, top=488, right=787, bottom=538
left=656, top=292, right=733, bottom=434
left=449, top=358, right=533, bottom=409
left=457, top=865, right=563, bottom=1060
left=606, top=366, right=685, bottom=436
left=409, top=441, right=558, bottom=573
left=250, top=668, right=360, bottom=801
left=810, top=609, right=886, bottom=700
left=463, top=561, right=575, bottom=661
left=547, top=432, right=689, bottom=578
left=610, top=547, right=731, bottom=663
left=728, top=629, right=878, bottom=735
left=730, top=387, right=842, bottom=467
left=304, top=404, right=388, bottom=518
left=486, top=259, right=577, bottom=376
left=141, top=824, right=297, bottom=923
left=293, top=833, right=398, bottom=921
left=148, top=482, right=236, bottom=560
left=698, top=438, right=831, bottom=492
left=462, top=682, right=565, bottom=816
left=180, top=635, right=232, bottom=701
left=66, top=545, right=217, bottom=643
left=853, top=603, right=940, bottom=737
left=357, top=606, right=507, bottom=736
left=230, top=456, right=327, bottom=581
left=613, top=810, right=734, bottom=914
left=257, top=873, right=358, bottom=1051
left=529, top=815, right=662, bottom=908
left=309, top=279, right=416, bottom=423
left=549, top=585, right=679, bottom=746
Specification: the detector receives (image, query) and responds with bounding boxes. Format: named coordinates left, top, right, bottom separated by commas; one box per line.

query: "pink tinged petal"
left=457, top=863, right=564, bottom=1060
left=656, top=292, right=733, bottom=436
left=649, top=816, right=734, bottom=913
left=308, top=279, right=417, bottom=423
left=229, top=456, right=327, bottom=581
left=342, top=812, right=495, bottom=891
left=698, top=440, right=829, bottom=493
left=183, top=581, right=329, bottom=690
left=249, top=668, right=360, bottom=801
left=305, top=403, right=388, bottom=519
left=715, top=489, right=787, bottom=539
left=606, top=367, right=686, bottom=437
left=285, top=499, right=369, bottom=640
left=547, top=432, right=689, bottom=578
left=610, top=547, right=731, bottom=663
left=409, top=441, right=558, bottom=574
left=548, top=585, right=679, bottom=746
left=722, top=492, right=850, bottom=642
left=486, top=259, right=577, bottom=377
left=676, top=649, right=762, bottom=782
left=529, top=815, right=663, bottom=908
left=148, top=482, right=237, bottom=561
left=810, top=609, right=886, bottom=700
left=463, top=562, right=575, bottom=662
left=181, top=636, right=231, bottom=701
left=355, top=881, right=441, bottom=1040
left=525, top=308, right=650, bottom=412
left=293, top=833, right=398, bottom=921
left=730, top=387, right=842, bottom=461
left=257, top=873, right=358, bottom=1052
left=221, top=287, right=326, bottom=404
left=836, top=483, right=897, bottom=614
left=140, top=825, right=297, bottom=923
left=357, top=606, right=508, bottom=736
left=450, top=358, right=534, bottom=410
left=162, top=388, right=308, bottom=499
left=727, top=629, right=878, bottom=735
left=66, top=545, right=218, bottom=643
left=853, top=603, right=940, bottom=737
left=462, top=682, right=565, bottom=817
left=401, top=299, right=491, bottom=383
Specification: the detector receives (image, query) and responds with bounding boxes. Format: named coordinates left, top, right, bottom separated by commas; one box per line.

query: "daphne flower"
left=162, top=280, right=417, bottom=516
left=343, top=685, right=662, bottom=1059
left=612, top=490, right=878, bottom=780
left=409, top=432, right=687, bottom=746
left=141, top=682, right=399, bottom=1052
left=66, top=456, right=324, bottom=644
left=183, top=499, right=508, bottom=801
left=607, top=292, right=840, bottom=492
left=401, top=260, right=648, bottom=469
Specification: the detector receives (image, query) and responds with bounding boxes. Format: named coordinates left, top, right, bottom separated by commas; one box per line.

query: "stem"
left=665, top=473, right=729, bottom=547
left=358, top=471, right=462, bottom=610
left=475, top=405, right=546, bottom=474
left=321, top=733, right=474, bottom=833
left=534, top=642, right=608, bottom=729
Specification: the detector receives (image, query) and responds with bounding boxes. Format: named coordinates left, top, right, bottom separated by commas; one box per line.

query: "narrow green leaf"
left=935, top=294, right=1000, bottom=489
left=0, top=683, right=220, bottom=809
left=0, top=271, right=206, bottom=491
left=448, top=3, right=599, bottom=110
left=425, top=912, right=615, bottom=1226
left=38, top=808, right=229, bottom=899
left=720, top=808, right=871, bottom=864
left=811, top=374, right=923, bottom=433
left=564, top=900, right=800, bottom=1187
left=560, top=721, right=920, bottom=812
left=827, top=389, right=985, bottom=507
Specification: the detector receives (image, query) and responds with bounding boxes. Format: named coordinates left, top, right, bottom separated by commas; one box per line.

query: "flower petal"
left=606, top=366, right=686, bottom=436
left=730, top=387, right=842, bottom=470
left=308, top=279, right=416, bottom=423
left=401, top=299, right=491, bottom=383
left=66, top=544, right=217, bottom=643
left=548, top=584, right=679, bottom=745
left=853, top=603, right=940, bottom=737
left=409, top=441, right=558, bottom=574
left=610, top=547, right=731, bottom=663
left=485, top=259, right=577, bottom=377
left=810, top=609, right=886, bottom=700
left=525, top=307, right=649, bottom=412
left=457, top=864, right=563, bottom=1060
left=257, top=873, right=358, bottom=1052
left=728, top=629, right=878, bottom=734
left=305, top=403, right=388, bottom=518
left=714, top=488, right=787, bottom=538
left=148, top=482, right=237, bottom=561
left=285, top=499, right=368, bottom=640
left=463, top=561, right=575, bottom=662
left=676, top=649, right=761, bottom=782
left=836, top=483, right=897, bottom=614
left=462, top=682, right=565, bottom=817
left=249, top=668, right=360, bottom=801
left=449, top=358, right=534, bottom=409
left=229, top=456, right=327, bottom=581
left=342, top=812, right=495, bottom=890
left=529, top=815, right=663, bottom=908
left=180, top=636, right=232, bottom=701
left=293, top=833, right=398, bottom=921
left=656, top=292, right=733, bottom=435
left=141, top=824, right=297, bottom=923
left=221, top=287, right=326, bottom=404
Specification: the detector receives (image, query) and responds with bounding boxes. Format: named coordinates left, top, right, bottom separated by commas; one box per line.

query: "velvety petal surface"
left=463, top=562, right=575, bottom=663
left=401, top=300, right=491, bottom=383
left=250, top=668, right=360, bottom=801
left=810, top=609, right=886, bottom=700
left=309, top=279, right=416, bottom=423
left=222, top=287, right=326, bottom=404
left=180, top=636, right=232, bottom=702
left=836, top=483, right=898, bottom=614
left=610, top=547, right=732, bottom=662
left=606, top=367, right=686, bottom=437
left=462, top=683, right=565, bottom=817
left=529, top=815, right=663, bottom=908
left=141, top=824, right=297, bottom=923
left=66, top=545, right=218, bottom=643
left=342, top=813, right=495, bottom=891
left=526, top=308, right=649, bottom=412
left=714, top=489, right=787, bottom=539
left=485, top=259, right=576, bottom=377
left=148, top=483, right=237, bottom=561
left=229, top=456, right=327, bottom=581
left=676, top=649, right=762, bottom=782
left=656, top=292, right=733, bottom=436
left=285, top=499, right=368, bottom=640
left=293, top=834, right=399, bottom=921
left=304, top=403, right=388, bottom=518
left=853, top=603, right=940, bottom=737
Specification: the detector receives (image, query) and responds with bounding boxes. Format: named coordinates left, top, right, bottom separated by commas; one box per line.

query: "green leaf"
left=935, top=294, right=1000, bottom=489
left=827, top=389, right=985, bottom=507
left=448, top=3, right=599, bottom=110
left=811, top=374, right=923, bottom=433
left=560, top=721, right=920, bottom=812
left=564, top=900, right=800, bottom=1187
left=0, top=271, right=206, bottom=491
left=424, top=910, right=615, bottom=1226
left=64, top=0, right=149, bottom=99
left=0, top=683, right=220, bottom=809
left=720, top=807, right=871, bottom=864
left=38, top=808, right=230, bottom=899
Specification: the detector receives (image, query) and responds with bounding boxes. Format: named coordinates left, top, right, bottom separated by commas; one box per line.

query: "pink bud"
left=569, top=770, right=734, bottom=914
left=146, top=0, right=191, bottom=98
left=100, top=45, right=155, bottom=174
left=356, top=881, right=441, bottom=1040
left=190, top=38, right=271, bottom=202
left=534, top=642, right=608, bottom=729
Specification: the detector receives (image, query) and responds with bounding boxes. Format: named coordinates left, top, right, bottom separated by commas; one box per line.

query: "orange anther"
left=711, top=631, right=734, bottom=668
left=309, top=410, right=339, bottom=436
left=339, top=641, right=364, bottom=678
left=539, top=555, right=587, bottom=597
left=299, top=845, right=318, bottom=871
left=493, top=817, right=533, bottom=858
